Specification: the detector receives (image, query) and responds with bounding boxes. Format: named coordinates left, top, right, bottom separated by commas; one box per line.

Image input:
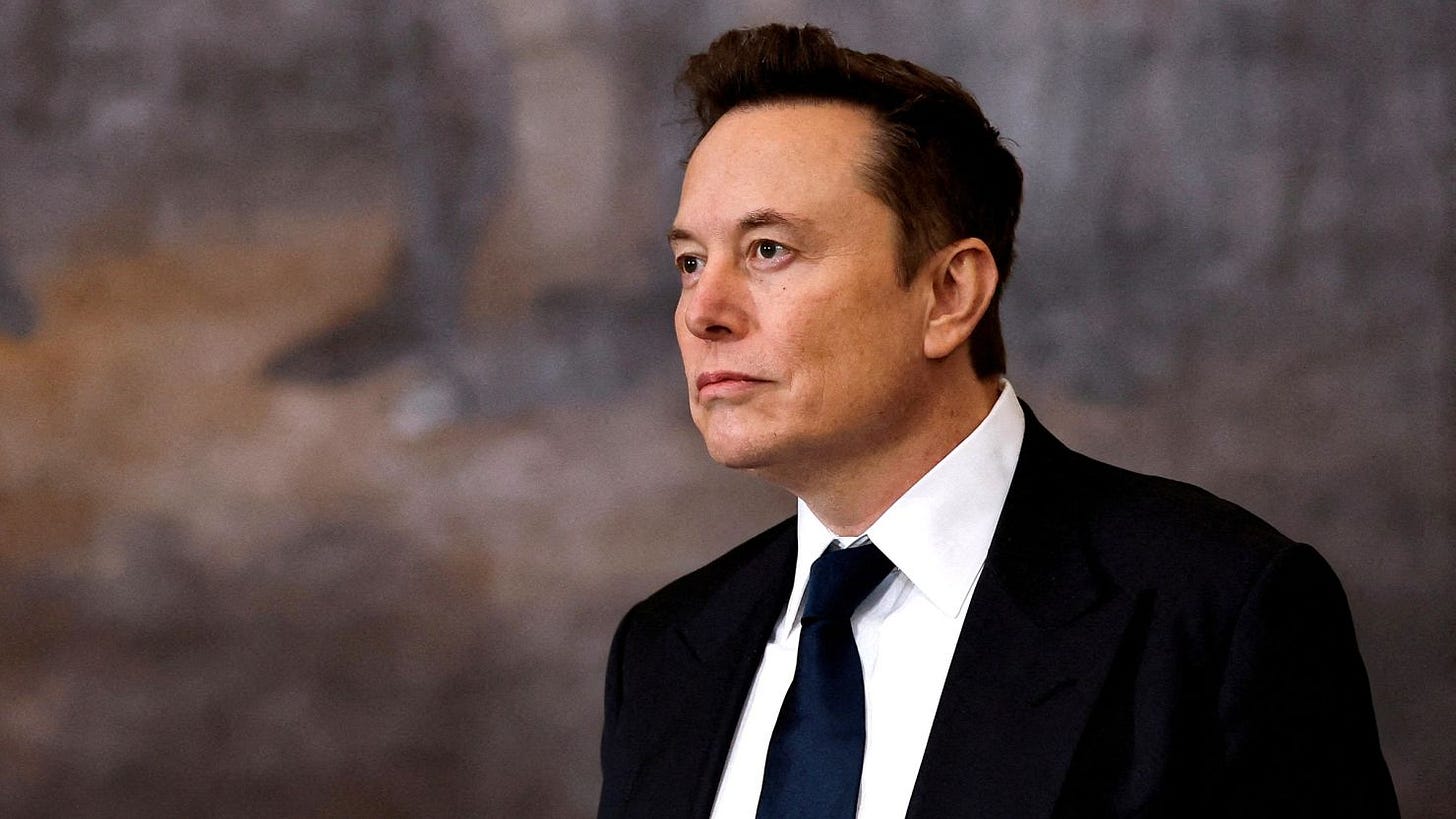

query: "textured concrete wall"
left=0, top=1, right=1451, bottom=816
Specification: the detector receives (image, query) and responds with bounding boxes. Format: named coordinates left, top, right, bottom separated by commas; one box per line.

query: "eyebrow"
left=667, top=209, right=811, bottom=244
left=740, top=208, right=806, bottom=231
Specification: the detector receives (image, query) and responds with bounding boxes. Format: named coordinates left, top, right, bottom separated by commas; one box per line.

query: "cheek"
left=796, top=299, right=920, bottom=399
left=794, top=279, right=914, bottom=349
left=774, top=315, right=849, bottom=420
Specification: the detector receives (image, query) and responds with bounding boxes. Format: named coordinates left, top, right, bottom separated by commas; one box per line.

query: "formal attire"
left=712, top=383, right=1024, bottom=818
left=599, top=397, right=1398, bottom=818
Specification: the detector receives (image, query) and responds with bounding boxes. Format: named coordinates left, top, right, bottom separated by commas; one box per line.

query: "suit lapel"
left=621, top=520, right=797, bottom=819
left=906, top=407, right=1137, bottom=819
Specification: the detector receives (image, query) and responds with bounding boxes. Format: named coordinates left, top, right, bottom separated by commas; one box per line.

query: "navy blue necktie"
left=756, top=538, right=895, bottom=819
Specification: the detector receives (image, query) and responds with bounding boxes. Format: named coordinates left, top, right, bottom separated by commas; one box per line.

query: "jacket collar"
left=676, top=517, right=797, bottom=666
left=906, top=403, right=1137, bottom=818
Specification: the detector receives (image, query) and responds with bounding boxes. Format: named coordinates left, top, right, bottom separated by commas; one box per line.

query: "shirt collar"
left=782, top=381, right=1025, bottom=637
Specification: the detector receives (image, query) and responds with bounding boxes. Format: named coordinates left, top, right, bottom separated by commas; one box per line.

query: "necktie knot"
left=802, top=537, right=894, bottom=623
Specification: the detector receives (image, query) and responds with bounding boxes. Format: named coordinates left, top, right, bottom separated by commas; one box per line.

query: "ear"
left=922, top=237, right=999, bottom=360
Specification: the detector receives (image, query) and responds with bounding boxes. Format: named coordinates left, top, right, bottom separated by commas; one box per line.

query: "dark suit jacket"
left=599, top=406, right=1398, bottom=818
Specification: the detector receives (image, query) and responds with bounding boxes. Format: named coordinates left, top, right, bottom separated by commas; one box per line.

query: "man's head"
left=680, top=24, right=1022, bottom=378
left=669, top=25, right=1022, bottom=505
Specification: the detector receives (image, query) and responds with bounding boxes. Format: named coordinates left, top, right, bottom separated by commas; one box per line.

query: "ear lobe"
left=923, top=238, right=999, bottom=361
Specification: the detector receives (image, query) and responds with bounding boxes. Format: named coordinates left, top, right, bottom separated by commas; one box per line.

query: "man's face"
left=670, top=102, right=937, bottom=484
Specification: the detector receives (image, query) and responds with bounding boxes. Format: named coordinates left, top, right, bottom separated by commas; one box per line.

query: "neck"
left=768, top=373, right=1003, bottom=536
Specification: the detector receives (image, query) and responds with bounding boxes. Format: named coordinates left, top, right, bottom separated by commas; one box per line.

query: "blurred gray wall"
left=0, top=1, right=1451, bottom=816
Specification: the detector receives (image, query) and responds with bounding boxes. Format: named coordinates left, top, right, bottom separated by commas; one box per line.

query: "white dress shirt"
left=709, top=382, right=1026, bottom=819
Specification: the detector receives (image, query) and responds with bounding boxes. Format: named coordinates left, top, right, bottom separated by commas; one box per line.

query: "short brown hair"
left=680, top=24, right=1023, bottom=377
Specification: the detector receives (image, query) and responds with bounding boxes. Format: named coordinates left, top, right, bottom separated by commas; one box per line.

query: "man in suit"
left=599, top=24, right=1398, bottom=818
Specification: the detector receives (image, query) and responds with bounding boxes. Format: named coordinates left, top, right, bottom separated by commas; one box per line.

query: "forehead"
left=676, top=102, right=883, bottom=231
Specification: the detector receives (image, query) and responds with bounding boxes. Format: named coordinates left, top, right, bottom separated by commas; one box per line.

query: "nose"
left=680, top=260, right=751, bottom=341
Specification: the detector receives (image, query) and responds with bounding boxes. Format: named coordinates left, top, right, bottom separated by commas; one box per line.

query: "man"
left=599, top=24, right=1397, bottom=819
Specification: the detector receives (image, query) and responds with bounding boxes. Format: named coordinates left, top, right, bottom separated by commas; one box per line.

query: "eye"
left=676, top=254, right=704, bottom=276
left=751, top=240, right=787, bottom=261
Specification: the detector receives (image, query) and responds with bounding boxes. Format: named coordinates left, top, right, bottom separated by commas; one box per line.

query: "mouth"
left=695, top=370, right=770, bottom=399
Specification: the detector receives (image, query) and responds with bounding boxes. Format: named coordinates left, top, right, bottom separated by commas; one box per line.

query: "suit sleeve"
left=1216, top=543, right=1399, bottom=817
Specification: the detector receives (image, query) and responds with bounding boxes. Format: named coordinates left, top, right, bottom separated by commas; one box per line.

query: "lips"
left=696, top=370, right=769, bottom=398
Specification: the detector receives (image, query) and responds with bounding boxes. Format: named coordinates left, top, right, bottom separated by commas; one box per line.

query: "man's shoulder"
left=1044, top=435, right=1313, bottom=598
left=625, top=515, right=796, bottom=627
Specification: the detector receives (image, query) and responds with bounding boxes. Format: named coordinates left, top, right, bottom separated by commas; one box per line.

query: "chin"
left=694, top=408, right=798, bottom=472
left=700, top=426, right=781, bottom=471
left=703, top=438, right=769, bottom=471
